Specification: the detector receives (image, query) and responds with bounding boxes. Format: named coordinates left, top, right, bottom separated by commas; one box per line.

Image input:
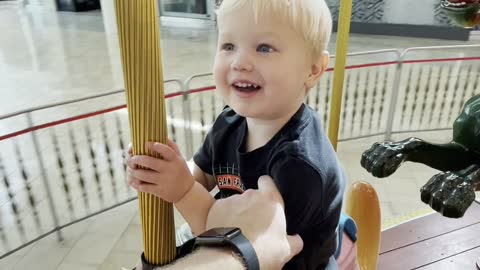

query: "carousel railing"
left=0, top=45, right=479, bottom=259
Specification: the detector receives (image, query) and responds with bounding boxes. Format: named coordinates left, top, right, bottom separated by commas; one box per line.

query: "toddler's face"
left=213, top=5, right=317, bottom=120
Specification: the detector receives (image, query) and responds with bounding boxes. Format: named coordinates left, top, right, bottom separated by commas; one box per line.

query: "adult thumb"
left=257, top=175, right=284, bottom=206
left=286, top=234, right=304, bottom=258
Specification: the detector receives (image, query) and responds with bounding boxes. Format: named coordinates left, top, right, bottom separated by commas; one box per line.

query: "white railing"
left=0, top=45, right=479, bottom=259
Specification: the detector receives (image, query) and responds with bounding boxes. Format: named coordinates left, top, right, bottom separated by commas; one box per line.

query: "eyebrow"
left=218, top=32, right=281, bottom=41
left=257, top=32, right=280, bottom=38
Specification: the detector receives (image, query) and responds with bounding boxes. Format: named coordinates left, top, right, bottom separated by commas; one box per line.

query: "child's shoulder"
left=269, top=111, right=342, bottom=179
left=210, top=106, right=244, bottom=130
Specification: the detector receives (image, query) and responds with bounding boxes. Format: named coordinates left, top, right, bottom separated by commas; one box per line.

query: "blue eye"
left=222, top=43, right=235, bottom=51
left=257, top=44, right=274, bottom=53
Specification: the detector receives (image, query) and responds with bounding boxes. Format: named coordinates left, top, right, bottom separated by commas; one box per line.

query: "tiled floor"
left=1, top=1, right=479, bottom=269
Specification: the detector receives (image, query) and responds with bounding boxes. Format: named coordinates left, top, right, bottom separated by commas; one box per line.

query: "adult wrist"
left=195, top=228, right=259, bottom=270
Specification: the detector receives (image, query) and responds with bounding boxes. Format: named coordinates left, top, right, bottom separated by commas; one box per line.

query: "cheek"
left=213, top=58, right=228, bottom=84
left=266, top=70, right=305, bottom=91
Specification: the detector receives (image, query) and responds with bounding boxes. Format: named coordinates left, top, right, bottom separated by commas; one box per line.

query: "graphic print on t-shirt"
left=213, top=163, right=245, bottom=193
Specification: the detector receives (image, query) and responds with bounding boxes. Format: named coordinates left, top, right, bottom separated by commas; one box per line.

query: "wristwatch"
left=195, top=227, right=260, bottom=270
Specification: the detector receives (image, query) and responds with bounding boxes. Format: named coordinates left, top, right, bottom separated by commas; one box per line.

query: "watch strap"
left=228, top=232, right=260, bottom=270
left=140, top=253, right=155, bottom=270
left=139, top=238, right=198, bottom=270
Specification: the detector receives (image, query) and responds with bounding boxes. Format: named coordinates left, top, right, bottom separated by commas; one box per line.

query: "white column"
left=100, top=0, right=124, bottom=89
left=100, top=0, right=118, bottom=35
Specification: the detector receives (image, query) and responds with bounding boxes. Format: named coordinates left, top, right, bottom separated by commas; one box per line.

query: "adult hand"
left=206, top=175, right=304, bottom=270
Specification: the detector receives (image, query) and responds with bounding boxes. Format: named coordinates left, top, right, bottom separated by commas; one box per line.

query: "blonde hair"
left=217, top=0, right=332, bottom=57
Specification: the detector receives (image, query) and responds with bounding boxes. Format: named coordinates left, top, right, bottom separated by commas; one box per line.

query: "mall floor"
left=0, top=1, right=479, bottom=270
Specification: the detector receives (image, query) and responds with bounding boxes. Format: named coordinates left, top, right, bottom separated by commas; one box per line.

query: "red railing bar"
left=0, top=105, right=126, bottom=141
left=1, top=56, right=478, bottom=141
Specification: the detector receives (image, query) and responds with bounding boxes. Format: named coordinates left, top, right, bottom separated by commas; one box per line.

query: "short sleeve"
left=270, top=156, right=324, bottom=235
left=193, top=130, right=213, bottom=175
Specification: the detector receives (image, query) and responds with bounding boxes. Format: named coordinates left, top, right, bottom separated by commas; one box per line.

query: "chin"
left=227, top=104, right=257, bottom=118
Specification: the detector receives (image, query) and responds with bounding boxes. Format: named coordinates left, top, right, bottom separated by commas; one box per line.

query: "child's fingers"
left=167, top=138, right=181, bottom=155
left=126, top=155, right=138, bottom=169
left=146, top=142, right=177, bottom=161
left=127, top=172, right=140, bottom=189
left=129, top=168, right=161, bottom=185
left=127, top=143, right=132, bottom=155
left=127, top=168, right=140, bottom=184
left=131, top=155, right=167, bottom=172
left=129, top=178, right=155, bottom=194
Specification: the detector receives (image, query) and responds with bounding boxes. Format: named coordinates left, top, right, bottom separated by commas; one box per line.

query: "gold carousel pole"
left=327, top=0, right=352, bottom=151
left=114, top=0, right=176, bottom=266
left=327, top=1, right=381, bottom=269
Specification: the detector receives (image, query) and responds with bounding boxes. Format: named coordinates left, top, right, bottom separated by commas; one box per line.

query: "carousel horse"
left=361, top=0, right=480, bottom=218
left=356, top=3, right=480, bottom=269
left=361, top=95, right=480, bottom=218
left=441, top=0, right=480, bottom=28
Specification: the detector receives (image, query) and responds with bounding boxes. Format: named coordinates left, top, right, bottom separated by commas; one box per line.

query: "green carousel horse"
left=362, top=0, right=480, bottom=218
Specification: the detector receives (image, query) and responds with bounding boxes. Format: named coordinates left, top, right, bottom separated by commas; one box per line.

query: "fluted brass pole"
left=327, top=0, right=352, bottom=151
left=114, top=0, right=176, bottom=265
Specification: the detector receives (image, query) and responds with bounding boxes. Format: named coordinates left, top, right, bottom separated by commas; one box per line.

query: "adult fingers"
left=257, top=175, right=284, bottom=207
left=286, top=234, right=304, bottom=259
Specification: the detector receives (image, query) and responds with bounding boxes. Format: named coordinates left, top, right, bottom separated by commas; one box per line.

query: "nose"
left=231, top=50, right=253, bottom=72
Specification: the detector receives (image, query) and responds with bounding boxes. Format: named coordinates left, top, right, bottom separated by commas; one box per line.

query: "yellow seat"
left=344, top=181, right=381, bottom=270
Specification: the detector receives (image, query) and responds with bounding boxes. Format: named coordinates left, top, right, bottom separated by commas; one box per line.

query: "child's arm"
left=192, top=163, right=217, bottom=191
left=126, top=139, right=214, bottom=235
left=175, top=181, right=215, bottom=235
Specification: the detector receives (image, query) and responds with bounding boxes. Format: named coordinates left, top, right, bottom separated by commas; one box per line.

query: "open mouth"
left=232, top=82, right=262, bottom=92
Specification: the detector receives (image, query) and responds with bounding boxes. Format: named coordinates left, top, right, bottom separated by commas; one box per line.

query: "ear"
left=305, top=51, right=329, bottom=89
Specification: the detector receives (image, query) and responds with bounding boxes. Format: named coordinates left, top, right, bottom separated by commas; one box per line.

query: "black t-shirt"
left=194, top=104, right=345, bottom=270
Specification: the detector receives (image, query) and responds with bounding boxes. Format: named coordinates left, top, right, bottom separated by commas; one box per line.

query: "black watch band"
left=139, top=228, right=259, bottom=270
left=140, top=252, right=154, bottom=270
left=195, top=227, right=260, bottom=270
left=227, top=232, right=260, bottom=270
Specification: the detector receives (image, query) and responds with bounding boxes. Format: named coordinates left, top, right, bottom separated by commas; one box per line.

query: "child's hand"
left=126, top=139, right=195, bottom=203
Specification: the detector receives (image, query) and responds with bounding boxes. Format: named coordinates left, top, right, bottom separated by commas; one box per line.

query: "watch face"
left=200, top=227, right=240, bottom=238
left=196, top=227, right=241, bottom=245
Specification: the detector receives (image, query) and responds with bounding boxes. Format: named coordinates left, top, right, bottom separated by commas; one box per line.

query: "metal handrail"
left=330, top=48, right=401, bottom=59
left=400, top=44, right=480, bottom=60
left=384, top=45, right=480, bottom=139
left=0, top=79, right=183, bottom=121
left=0, top=89, right=124, bottom=121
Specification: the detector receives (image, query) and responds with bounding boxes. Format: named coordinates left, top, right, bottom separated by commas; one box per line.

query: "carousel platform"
left=379, top=201, right=480, bottom=269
